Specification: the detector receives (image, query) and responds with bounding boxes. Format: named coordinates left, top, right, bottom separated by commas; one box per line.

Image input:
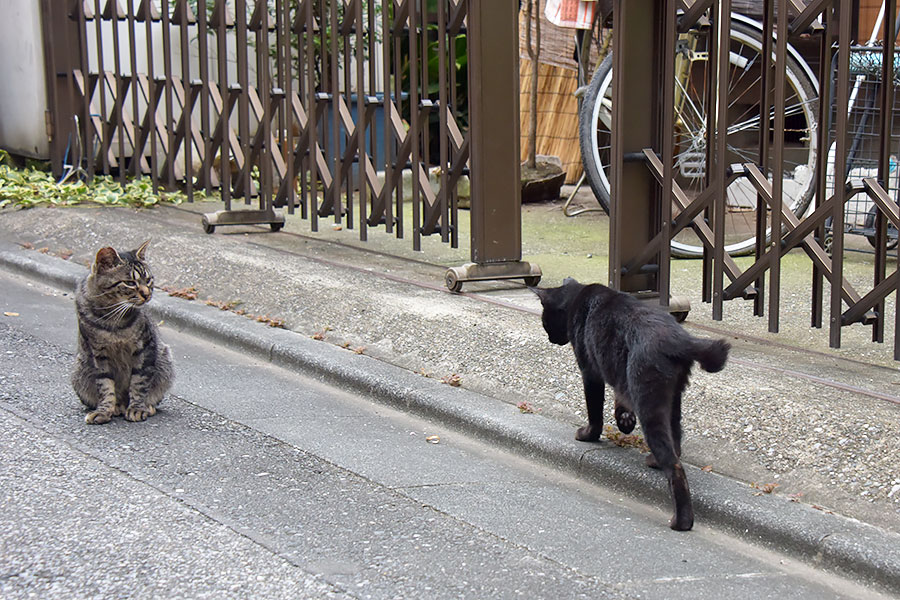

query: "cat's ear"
left=135, top=239, right=151, bottom=260
left=93, top=247, right=121, bottom=273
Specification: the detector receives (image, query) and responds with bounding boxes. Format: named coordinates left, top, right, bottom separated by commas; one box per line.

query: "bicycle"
left=577, top=12, right=820, bottom=258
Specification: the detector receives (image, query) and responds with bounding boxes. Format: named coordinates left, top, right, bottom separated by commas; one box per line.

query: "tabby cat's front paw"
left=85, top=410, right=112, bottom=425
left=614, top=405, right=636, bottom=434
left=575, top=423, right=603, bottom=442
left=125, top=405, right=157, bottom=422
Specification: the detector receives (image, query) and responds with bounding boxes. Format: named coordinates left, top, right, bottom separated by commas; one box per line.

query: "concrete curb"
left=2, top=242, right=898, bottom=594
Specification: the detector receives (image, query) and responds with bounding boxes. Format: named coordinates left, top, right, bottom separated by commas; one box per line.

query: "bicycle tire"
left=578, top=20, right=819, bottom=258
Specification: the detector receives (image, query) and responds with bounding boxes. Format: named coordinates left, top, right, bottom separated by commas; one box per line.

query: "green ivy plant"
left=0, top=150, right=196, bottom=209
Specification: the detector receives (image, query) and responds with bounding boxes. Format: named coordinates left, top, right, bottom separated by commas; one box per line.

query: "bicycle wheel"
left=579, top=20, right=819, bottom=258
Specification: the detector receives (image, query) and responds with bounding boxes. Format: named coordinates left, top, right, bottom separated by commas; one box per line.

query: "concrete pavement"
left=0, top=264, right=894, bottom=599
left=1, top=198, right=899, bottom=595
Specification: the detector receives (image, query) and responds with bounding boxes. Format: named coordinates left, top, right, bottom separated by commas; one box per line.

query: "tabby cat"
left=532, top=278, right=730, bottom=531
left=72, top=242, right=174, bottom=424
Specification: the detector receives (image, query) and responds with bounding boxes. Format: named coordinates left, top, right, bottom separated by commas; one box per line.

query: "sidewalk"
left=1, top=189, right=899, bottom=591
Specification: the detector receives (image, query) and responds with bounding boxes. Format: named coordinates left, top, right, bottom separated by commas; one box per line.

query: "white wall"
left=0, top=0, right=49, bottom=158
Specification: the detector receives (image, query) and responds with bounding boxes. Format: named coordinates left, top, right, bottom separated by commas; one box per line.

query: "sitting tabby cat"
left=532, top=278, right=730, bottom=531
left=72, top=241, right=174, bottom=424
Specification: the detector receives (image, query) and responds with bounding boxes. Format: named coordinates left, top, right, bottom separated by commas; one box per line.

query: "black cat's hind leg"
left=646, top=370, right=690, bottom=469
left=670, top=369, right=690, bottom=459
left=576, top=373, right=605, bottom=442
left=613, top=392, right=636, bottom=434
left=637, top=402, right=694, bottom=531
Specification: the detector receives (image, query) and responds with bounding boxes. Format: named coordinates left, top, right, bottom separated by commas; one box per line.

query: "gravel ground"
left=1, top=202, right=898, bottom=535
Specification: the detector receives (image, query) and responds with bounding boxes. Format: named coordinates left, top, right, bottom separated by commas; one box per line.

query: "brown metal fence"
left=40, top=0, right=541, bottom=288
left=609, top=0, right=900, bottom=358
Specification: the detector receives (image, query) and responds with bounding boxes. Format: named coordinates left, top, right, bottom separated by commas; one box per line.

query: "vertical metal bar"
left=873, top=0, right=895, bottom=344
left=177, top=0, right=194, bottom=201
left=161, top=0, right=176, bottom=190
left=756, top=0, right=774, bottom=318
left=419, top=0, right=430, bottom=171
left=329, top=0, right=342, bottom=223
left=659, top=0, right=675, bottom=308
left=811, top=2, right=832, bottom=329
left=298, top=0, right=315, bottom=219
left=94, top=0, right=110, bottom=175
left=198, top=1, right=212, bottom=191
left=393, top=3, right=404, bottom=238
left=438, top=0, right=449, bottom=243
left=235, top=0, right=251, bottom=203
left=713, top=0, right=732, bottom=321
left=768, top=0, right=788, bottom=333
left=281, top=0, right=295, bottom=214
left=275, top=0, right=286, bottom=157
left=449, top=0, right=460, bottom=248
left=343, top=2, right=354, bottom=228
left=341, top=2, right=353, bottom=228
left=216, top=0, right=232, bottom=208
left=110, top=0, right=126, bottom=187
left=127, top=0, right=141, bottom=177
left=356, top=0, right=368, bottom=240
left=142, top=0, right=159, bottom=192
left=76, top=0, right=95, bottom=178
left=366, top=0, right=377, bottom=227
left=258, top=1, right=273, bottom=214
left=382, top=0, right=394, bottom=235
left=308, top=0, right=319, bottom=230
left=701, top=1, right=718, bottom=305
left=409, top=0, right=421, bottom=250
left=830, top=0, right=852, bottom=349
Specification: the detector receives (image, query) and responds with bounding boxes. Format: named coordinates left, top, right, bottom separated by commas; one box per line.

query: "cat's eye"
left=120, top=281, right=137, bottom=289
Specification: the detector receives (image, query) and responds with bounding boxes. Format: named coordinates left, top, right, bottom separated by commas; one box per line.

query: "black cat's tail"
left=692, top=338, right=731, bottom=373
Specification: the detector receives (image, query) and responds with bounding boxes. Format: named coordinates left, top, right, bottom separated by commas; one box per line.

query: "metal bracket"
left=444, top=261, right=543, bottom=293
left=201, top=208, right=286, bottom=234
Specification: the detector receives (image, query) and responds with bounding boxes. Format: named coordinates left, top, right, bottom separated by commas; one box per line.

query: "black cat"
left=532, top=278, right=730, bottom=531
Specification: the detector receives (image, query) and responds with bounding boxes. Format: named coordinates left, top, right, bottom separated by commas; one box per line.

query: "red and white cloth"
left=544, top=0, right=598, bottom=29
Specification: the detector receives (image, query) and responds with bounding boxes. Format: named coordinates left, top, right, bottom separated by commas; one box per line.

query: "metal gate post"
left=444, top=0, right=541, bottom=292
left=39, top=0, right=82, bottom=179
left=609, top=0, right=674, bottom=306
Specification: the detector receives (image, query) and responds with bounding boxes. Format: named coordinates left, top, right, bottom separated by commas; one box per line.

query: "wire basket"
left=825, top=47, right=900, bottom=249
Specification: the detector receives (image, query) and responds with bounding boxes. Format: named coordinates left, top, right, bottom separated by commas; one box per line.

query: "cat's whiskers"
left=99, top=300, right=133, bottom=324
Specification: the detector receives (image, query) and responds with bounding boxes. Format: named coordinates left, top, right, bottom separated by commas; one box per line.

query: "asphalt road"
left=0, top=269, right=891, bottom=600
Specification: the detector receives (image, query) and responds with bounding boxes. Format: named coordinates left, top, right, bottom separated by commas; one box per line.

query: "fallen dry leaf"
left=751, top=482, right=779, bottom=495
left=701, top=465, right=713, bottom=473
left=517, top=401, right=538, bottom=414
left=312, top=332, right=326, bottom=341
left=353, top=346, right=366, bottom=355
left=162, top=286, right=199, bottom=301
left=603, top=425, right=650, bottom=452
left=441, top=373, right=461, bottom=387
left=37, top=247, right=49, bottom=254
left=20, top=242, right=34, bottom=250
left=425, top=435, right=440, bottom=444
left=4, top=312, right=20, bottom=317
left=58, top=249, right=73, bottom=260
